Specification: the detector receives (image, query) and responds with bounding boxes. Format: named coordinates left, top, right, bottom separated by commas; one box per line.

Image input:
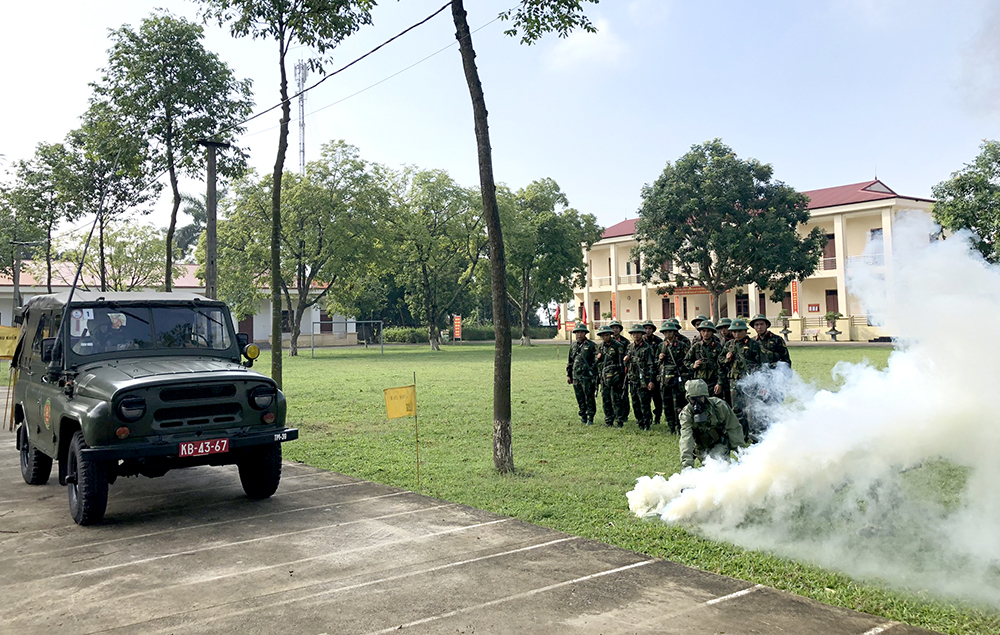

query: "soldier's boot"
left=580, top=416, right=588, bottom=425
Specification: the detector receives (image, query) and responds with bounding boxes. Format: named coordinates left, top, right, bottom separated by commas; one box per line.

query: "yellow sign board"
left=383, top=385, right=416, bottom=419
left=0, top=326, right=20, bottom=360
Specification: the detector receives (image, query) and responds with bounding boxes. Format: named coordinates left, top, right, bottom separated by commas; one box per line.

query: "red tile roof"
left=601, top=218, right=637, bottom=239
left=0, top=262, right=204, bottom=289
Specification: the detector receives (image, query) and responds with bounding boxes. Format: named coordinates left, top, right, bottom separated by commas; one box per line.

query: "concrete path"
left=0, top=422, right=936, bottom=634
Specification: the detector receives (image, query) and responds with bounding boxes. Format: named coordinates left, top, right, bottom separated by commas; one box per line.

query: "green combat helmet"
left=685, top=379, right=709, bottom=398
left=717, top=317, right=732, bottom=329
left=691, top=314, right=709, bottom=327
left=573, top=323, right=590, bottom=333
left=597, top=325, right=613, bottom=336
left=697, top=320, right=717, bottom=331
left=667, top=318, right=681, bottom=328
left=628, top=323, right=645, bottom=334
left=749, top=314, right=771, bottom=328
left=728, top=318, right=748, bottom=331
left=660, top=321, right=678, bottom=332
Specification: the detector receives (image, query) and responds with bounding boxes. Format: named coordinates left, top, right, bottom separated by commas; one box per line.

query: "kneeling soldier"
left=679, top=379, right=747, bottom=469
left=596, top=326, right=627, bottom=427
left=567, top=323, right=597, bottom=425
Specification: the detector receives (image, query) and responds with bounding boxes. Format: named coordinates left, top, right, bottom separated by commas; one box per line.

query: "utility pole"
left=197, top=139, right=230, bottom=300
left=295, top=60, right=308, bottom=175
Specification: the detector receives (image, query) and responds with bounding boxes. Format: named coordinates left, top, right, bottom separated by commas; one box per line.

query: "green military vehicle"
left=10, top=291, right=298, bottom=525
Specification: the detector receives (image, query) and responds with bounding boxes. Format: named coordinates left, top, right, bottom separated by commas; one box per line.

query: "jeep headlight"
left=243, top=343, right=260, bottom=360
left=118, top=396, right=147, bottom=422
left=249, top=385, right=275, bottom=410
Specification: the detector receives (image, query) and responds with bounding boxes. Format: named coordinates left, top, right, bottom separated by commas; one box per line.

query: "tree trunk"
left=289, top=307, right=300, bottom=356
left=428, top=323, right=441, bottom=351
left=45, top=221, right=53, bottom=293
left=710, top=292, right=721, bottom=323
left=165, top=162, right=180, bottom=292
left=99, top=215, right=107, bottom=293
left=271, top=39, right=291, bottom=389
left=452, top=0, right=513, bottom=474
left=519, top=280, right=531, bottom=346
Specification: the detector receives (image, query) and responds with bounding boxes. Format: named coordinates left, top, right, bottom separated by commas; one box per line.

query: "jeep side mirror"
left=40, top=338, right=56, bottom=363
left=237, top=333, right=249, bottom=348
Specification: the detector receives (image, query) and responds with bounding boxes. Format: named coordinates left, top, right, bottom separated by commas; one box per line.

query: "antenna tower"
left=294, top=60, right=308, bottom=174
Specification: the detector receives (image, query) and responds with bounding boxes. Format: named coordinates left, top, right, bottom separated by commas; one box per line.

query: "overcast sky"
left=3, top=0, right=999, bottom=235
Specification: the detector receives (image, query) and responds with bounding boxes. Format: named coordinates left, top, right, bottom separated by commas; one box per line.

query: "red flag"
left=581, top=305, right=588, bottom=325
left=554, top=306, right=561, bottom=329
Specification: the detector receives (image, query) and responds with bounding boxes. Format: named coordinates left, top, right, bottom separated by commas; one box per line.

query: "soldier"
left=690, top=314, right=708, bottom=331
left=685, top=320, right=725, bottom=397
left=718, top=318, right=763, bottom=438
left=623, top=324, right=655, bottom=430
left=668, top=317, right=691, bottom=346
left=750, top=314, right=791, bottom=368
left=608, top=319, right=630, bottom=421
left=678, top=379, right=747, bottom=469
left=566, top=323, right=598, bottom=425
left=658, top=320, right=689, bottom=434
left=643, top=320, right=664, bottom=425
left=717, top=317, right=733, bottom=344
left=595, top=326, right=628, bottom=427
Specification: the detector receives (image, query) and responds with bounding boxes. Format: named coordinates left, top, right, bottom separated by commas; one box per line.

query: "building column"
left=881, top=207, right=896, bottom=331
left=641, top=283, right=649, bottom=322
left=748, top=282, right=759, bottom=316
left=834, top=212, right=848, bottom=317
left=610, top=243, right=619, bottom=321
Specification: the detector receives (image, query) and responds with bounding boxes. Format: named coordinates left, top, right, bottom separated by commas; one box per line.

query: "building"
left=564, top=180, right=934, bottom=341
left=0, top=262, right=358, bottom=346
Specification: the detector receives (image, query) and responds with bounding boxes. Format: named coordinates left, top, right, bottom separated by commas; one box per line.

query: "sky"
left=3, top=0, right=1000, bottom=235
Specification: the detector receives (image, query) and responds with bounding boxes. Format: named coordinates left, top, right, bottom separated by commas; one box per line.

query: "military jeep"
left=11, top=291, right=297, bottom=525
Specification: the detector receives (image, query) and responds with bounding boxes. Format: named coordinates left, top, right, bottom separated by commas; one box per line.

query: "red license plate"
left=178, top=438, right=229, bottom=457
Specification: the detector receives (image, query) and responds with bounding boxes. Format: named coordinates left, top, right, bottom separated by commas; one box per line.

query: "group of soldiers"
left=566, top=314, right=792, bottom=467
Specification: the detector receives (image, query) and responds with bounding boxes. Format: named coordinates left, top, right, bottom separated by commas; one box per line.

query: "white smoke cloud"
left=627, top=214, right=1000, bottom=606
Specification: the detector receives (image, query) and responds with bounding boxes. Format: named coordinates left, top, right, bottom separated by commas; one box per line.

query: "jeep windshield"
left=68, top=305, right=234, bottom=358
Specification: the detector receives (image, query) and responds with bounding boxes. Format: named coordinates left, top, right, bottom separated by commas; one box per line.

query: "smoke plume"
left=627, top=214, right=1000, bottom=606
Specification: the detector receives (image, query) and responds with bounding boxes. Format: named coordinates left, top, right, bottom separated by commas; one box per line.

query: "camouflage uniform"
left=596, top=328, right=628, bottom=427
left=667, top=318, right=690, bottom=346
left=658, top=322, right=690, bottom=434
left=678, top=380, right=747, bottom=469
left=625, top=326, right=656, bottom=430
left=609, top=320, right=630, bottom=421
left=684, top=322, right=725, bottom=396
left=750, top=314, right=791, bottom=368
left=718, top=319, right=763, bottom=438
left=643, top=320, right=664, bottom=425
left=567, top=331, right=598, bottom=424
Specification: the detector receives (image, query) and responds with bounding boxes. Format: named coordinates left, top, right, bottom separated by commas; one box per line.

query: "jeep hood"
left=73, top=358, right=270, bottom=401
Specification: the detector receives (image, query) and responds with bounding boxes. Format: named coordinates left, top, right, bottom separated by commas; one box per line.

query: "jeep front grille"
left=153, top=403, right=242, bottom=428
left=159, top=384, right=237, bottom=402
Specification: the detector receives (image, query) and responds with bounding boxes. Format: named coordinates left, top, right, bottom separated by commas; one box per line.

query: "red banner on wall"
left=454, top=315, right=462, bottom=340
left=790, top=280, right=800, bottom=315
left=611, top=292, right=617, bottom=318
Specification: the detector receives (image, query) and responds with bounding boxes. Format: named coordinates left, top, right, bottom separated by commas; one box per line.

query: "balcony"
left=591, top=276, right=612, bottom=288
left=847, top=254, right=885, bottom=268
left=618, top=274, right=640, bottom=285
left=822, top=256, right=836, bottom=270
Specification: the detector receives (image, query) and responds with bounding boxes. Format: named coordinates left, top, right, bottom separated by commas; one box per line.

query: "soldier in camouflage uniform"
left=608, top=319, right=630, bottom=421
left=566, top=323, right=598, bottom=425
left=643, top=320, right=664, bottom=425
left=715, top=317, right=734, bottom=403
left=678, top=379, right=746, bottom=469
left=596, top=326, right=628, bottom=427
left=750, top=314, right=791, bottom=368
left=658, top=320, right=690, bottom=434
left=718, top=318, right=762, bottom=438
left=623, top=324, right=656, bottom=430
left=685, top=320, right=725, bottom=397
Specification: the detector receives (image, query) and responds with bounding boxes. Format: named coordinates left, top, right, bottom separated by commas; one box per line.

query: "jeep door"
left=21, top=310, right=61, bottom=455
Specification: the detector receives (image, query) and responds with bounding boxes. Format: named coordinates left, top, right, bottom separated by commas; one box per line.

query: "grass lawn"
left=266, top=342, right=997, bottom=635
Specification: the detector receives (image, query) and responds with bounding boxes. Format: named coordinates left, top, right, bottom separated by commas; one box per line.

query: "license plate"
left=178, top=438, right=229, bottom=457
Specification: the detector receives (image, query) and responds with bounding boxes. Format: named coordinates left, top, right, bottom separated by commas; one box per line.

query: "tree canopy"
left=932, top=139, right=1000, bottom=263
left=90, top=10, right=253, bottom=291
left=633, top=139, right=825, bottom=319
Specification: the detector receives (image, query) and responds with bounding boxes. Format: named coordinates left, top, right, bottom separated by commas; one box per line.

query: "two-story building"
left=563, top=180, right=933, bottom=341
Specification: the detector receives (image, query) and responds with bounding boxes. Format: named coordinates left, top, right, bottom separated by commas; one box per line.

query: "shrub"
left=382, top=326, right=425, bottom=344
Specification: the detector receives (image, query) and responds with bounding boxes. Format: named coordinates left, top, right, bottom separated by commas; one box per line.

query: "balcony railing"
left=591, top=276, right=612, bottom=288
left=847, top=254, right=885, bottom=267
left=822, top=256, right=837, bottom=270
left=618, top=274, right=640, bottom=285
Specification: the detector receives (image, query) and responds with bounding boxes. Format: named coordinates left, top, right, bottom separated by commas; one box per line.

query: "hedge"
left=380, top=324, right=558, bottom=344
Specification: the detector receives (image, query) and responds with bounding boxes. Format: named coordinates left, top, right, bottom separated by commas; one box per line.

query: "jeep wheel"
left=19, top=426, right=52, bottom=485
left=238, top=443, right=282, bottom=499
left=67, top=431, right=109, bottom=526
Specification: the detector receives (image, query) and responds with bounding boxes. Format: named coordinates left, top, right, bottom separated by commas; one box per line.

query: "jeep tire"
left=67, top=431, right=109, bottom=526
left=238, top=443, right=282, bottom=499
left=19, top=425, right=52, bottom=485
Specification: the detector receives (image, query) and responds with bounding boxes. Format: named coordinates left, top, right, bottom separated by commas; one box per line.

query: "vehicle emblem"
left=44, top=399, right=51, bottom=426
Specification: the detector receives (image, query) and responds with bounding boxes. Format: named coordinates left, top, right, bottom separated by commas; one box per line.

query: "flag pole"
left=413, top=371, right=420, bottom=490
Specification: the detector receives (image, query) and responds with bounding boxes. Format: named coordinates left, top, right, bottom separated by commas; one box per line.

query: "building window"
left=736, top=294, right=749, bottom=317
left=782, top=292, right=792, bottom=314
left=319, top=310, right=333, bottom=333
left=823, top=234, right=836, bottom=270
left=625, top=261, right=631, bottom=275
left=638, top=299, right=643, bottom=320
left=759, top=293, right=767, bottom=317
left=682, top=297, right=688, bottom=320
left=281, top=311, right=291, bottom=333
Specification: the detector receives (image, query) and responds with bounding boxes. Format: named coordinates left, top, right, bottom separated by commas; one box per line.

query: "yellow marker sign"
left=383, top=385, right=416, bottom=419
left=0, top=326, right=20, bottom=360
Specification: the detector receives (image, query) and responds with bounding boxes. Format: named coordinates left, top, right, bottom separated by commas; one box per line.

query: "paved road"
left=0, top=415, right=935, bottom=634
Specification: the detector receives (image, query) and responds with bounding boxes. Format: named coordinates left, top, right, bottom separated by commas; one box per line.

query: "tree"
left=218, top=141, right=382, bottom=354
left=0, top=187, right=45, bottom=282
left=502, top=178, right=601, bottom=345
left=91, top=11, right=253, bottom=292
left=5, top=143, right=82, bottom=292
left=388, top=168, right=485, bottom=350
left=199, top=0, right=374, bottom=388
left=633, top=139, right=826, bottom=319
left=55, top=224, right=176, bottom=292
left=176, top=187, right=227, bottom=261
left=451, top=0, right=597, bottom=473
left=932, top=139, right=1000, bottom=263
